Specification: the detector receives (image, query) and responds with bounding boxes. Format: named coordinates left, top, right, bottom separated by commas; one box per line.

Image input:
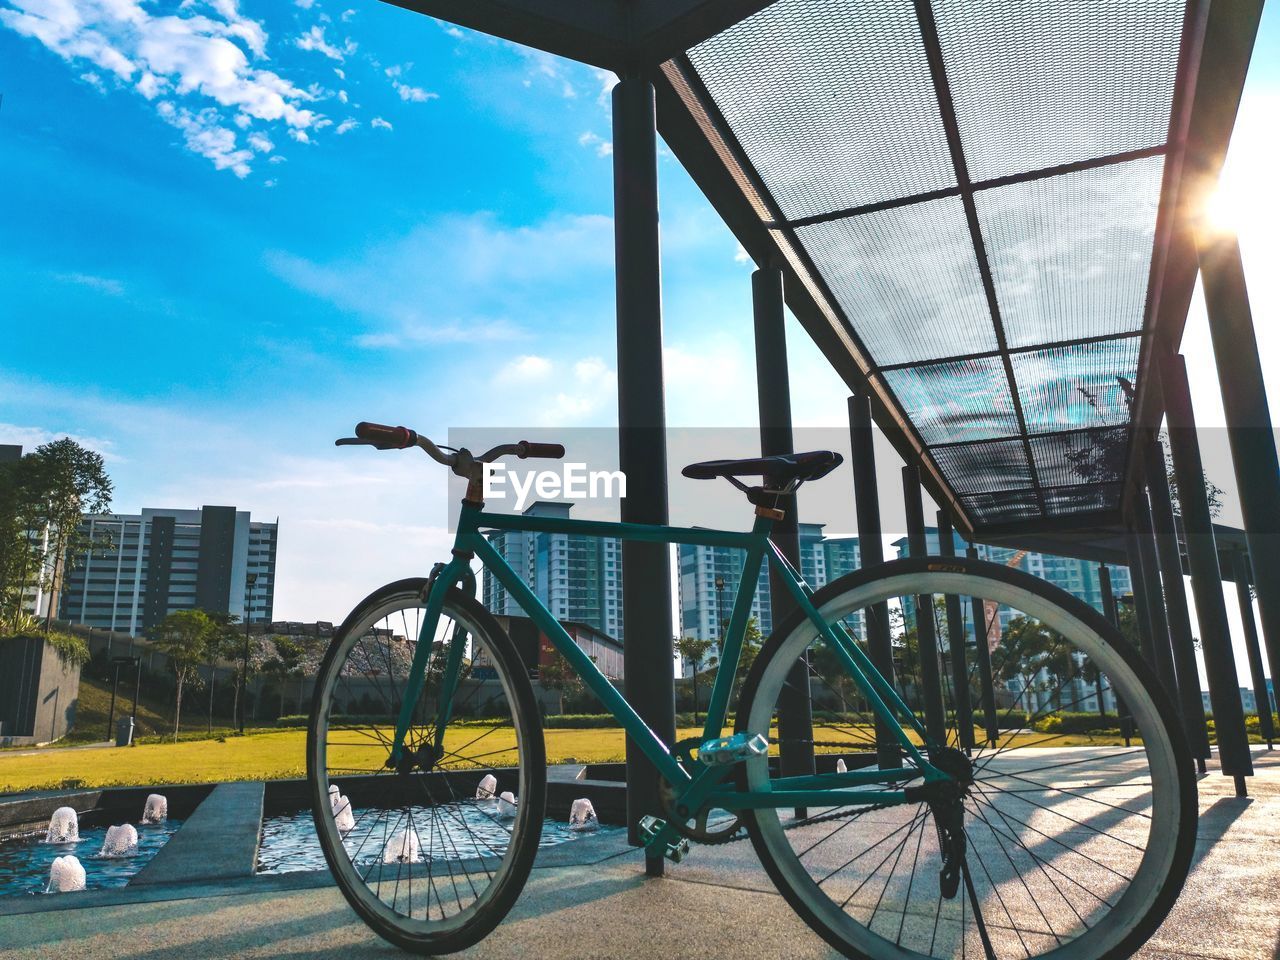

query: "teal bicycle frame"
left=388, top=500, right=949, bottom=822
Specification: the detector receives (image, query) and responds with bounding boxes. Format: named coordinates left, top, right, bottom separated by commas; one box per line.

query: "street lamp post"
left=240, top=572, right=258, bottom=734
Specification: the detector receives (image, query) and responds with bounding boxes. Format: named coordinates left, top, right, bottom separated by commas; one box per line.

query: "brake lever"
left=335, top=437, right=398, bottom=450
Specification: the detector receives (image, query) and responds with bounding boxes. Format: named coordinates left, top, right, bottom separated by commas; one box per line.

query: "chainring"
left=658, top=739, right=746, bottom=845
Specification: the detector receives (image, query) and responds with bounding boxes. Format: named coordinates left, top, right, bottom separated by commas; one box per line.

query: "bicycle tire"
left=736, top=555, right=1196, bottom=960
left=307, top=579, right=546, bottom=954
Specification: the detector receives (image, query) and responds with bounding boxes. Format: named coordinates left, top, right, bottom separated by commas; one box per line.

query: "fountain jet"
left=496, top=792, right=517, bottom=819
left=142, top=794, right=167, bottom=824
left=329, top=785, right=355, bottom=832
left=99, top=824, right=139, bottom=858
left=45, top=807, right=79, bottom=844
left=568, top=798, right=598, bottom=832
left=47, top=855, right=86, bottom=892
left=382, top=829, right=421, bottom=863
left=476, top=774, right=498, bottom=802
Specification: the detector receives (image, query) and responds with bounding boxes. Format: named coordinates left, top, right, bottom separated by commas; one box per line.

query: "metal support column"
left=1098, top=565, right=1134, bottom=746
left=1132, top=489, right=1179, bottom=700
left=965, top=545, right=1000, bottom=746
left=753, top=266, right=815, bottom=787
left=937, top=510, right=974, bottom=751
left=1123, top=528, right=1156, bottom=661
left=902, top=464, right=946, bottom=745
left=848, top=389, right=899, bottom=768
left=1232, top=551, right=1274, bottom=749
left=1143, top=436, right=1212, bottom=765
left=613, top=74, right=675, bottom=875
left=1161, top=352, right=1254, bottom=781
left=1199, top=234, right=1280, bottom=710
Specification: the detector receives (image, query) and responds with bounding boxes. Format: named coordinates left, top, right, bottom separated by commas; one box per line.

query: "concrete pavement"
left=1, top=751, right=1278, bottom=959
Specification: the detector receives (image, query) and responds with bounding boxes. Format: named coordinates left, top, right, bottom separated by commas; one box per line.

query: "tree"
left=674, top=635, right=716, bottom=726
left=27, top=439, right=113, bottom=630
left=152, top=610, right=214, bottom=741
left=203, top=611, right=242, bottom=732
left=538, top=645, right=593, bottom=714
left=262, top=635, right=305, bottom=717
left=1163, top=440, right=1224, bottom=519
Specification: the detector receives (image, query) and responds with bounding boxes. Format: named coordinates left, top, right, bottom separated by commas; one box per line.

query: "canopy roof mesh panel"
left=682, top=0, right=1188, bottom=529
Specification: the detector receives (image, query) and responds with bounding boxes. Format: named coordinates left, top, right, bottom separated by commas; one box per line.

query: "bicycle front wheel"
left=307, top=579, right=546, bottom=955
left=737, top=556, right=1195, bottom=960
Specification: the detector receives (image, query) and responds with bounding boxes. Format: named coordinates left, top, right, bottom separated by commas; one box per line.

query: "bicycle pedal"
left=638, top=816, right=691, bottom=863
left=699, top=732, right=769, bottom=766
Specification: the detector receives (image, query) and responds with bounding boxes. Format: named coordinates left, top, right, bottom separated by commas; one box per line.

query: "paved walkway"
left=2, top=751, right=1279, bottom=959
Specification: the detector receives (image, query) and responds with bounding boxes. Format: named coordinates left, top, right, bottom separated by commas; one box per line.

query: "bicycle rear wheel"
left=307, top=579, right=545, bottom=955
left=737, top=556, right=1195, bottom=960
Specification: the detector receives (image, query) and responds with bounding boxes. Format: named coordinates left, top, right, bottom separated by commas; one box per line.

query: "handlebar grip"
left=519, top=441, right=565, bottom=459
left=355, top=422, right=418, bottom=449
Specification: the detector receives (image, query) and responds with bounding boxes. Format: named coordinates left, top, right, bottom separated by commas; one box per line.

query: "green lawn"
left=0, top=720, right=1148, bottom=794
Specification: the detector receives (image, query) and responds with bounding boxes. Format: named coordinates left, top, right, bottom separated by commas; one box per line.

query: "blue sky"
left=1, top=0, right=1277, bottom=682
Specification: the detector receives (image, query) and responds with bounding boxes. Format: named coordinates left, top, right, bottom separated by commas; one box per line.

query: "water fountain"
left=382, top=829, right=421, bottom=863
left=141, top=794, right=167, bottom=824
left=475, top=774, right=498, bottom=802
left=46, top=855, right=85, bottom=893
left=99, top=824, right=139, bottom=858
left=45, top=807, right=79, bottom=844
left=568, top=798, right=598, bottom=832
left=496, top=792, right=518, bottom=819
left=835, top=758, right=847, bottom=774
left=329, top=785, right=355, bottom=832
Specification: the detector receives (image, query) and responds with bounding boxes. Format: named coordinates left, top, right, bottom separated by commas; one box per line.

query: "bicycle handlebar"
left=339, top=424, right=563, bottom=476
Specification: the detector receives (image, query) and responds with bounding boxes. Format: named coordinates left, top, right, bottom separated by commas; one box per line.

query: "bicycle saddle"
left=682, top=450, right=843, bottom=485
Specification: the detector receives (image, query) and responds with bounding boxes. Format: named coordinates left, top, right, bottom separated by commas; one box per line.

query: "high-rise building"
left=893, top=528, right=1131, bottom=714
left=892, top=529, right=1132, bottom=632
left=676, top=523, right=863, bottom=674
left=59, top=506, right=278, bottom=633
left=481, top=502, right=624, bottom=641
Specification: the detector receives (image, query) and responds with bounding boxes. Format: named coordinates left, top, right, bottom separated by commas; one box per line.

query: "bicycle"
left=307, top=420, right=1196, bottom=959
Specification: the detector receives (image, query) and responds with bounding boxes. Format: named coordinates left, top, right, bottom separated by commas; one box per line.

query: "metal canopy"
left=390, top=0, right=1262, bottom=539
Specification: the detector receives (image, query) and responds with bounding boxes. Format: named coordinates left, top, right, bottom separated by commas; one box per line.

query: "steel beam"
left=1232, top=551, right=1274, bottom=749
left=902, top=464, right=946, bottom=745
left=613, top=75, right=676, bottom=875
left=753, top=266, right=815, bottom=790
left=1098, top=564, right=1134, bottom=746
left=1143, top=436, right=1211, bottom=761
left=380, top=0, right=629, bottom=71
left=937, top=510, right=974, bottom=751
left=1131, top=489, right=1179, bottom=701
left=1160, top=352, right=1253, bottom=778
left=848, top=389, right=899, bottom=768
left=965, top=545, right=1000, bottom=746
left=1198, top=234, right=1280, bottom=725
left=630, top=0, right=779, bottom=66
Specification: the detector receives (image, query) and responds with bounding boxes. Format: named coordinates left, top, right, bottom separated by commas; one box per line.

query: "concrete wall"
left=0, top=636, right=82, bottom=746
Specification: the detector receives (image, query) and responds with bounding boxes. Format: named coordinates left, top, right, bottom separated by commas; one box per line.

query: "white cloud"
left=577, top=131, right=612, bottom=158
left=268, top=154, right=286, bottom=164
left=247, top=131, right=273, bottom=152
left=294, top=0, right=315, bottom=8
left=333, top=67, right=344, bottom=79
left=340, top=9, right=356, bottom=21
left=499, top=355, right=553, bottom=381
left=337, top=89, right=347, bottom=103
left=734, top=243, right=751, bottom=264
left=393, top=81, right=437, bottom=103
left=294, top=24, right=353, bottom=62
left=591, top=67, right=618, bottom=107
left=157, top=101, right=253, bottom=177
left=371, top=116, right=392, bottom=131
left=355, top=319, right=525, bottom=349
left=0, top=423, right=121, bottom=462
left=288, top=127, right=310, bottom=143
left=51, top=271, right=125, bottom=296
left=0, top=0, right=319, bottom=176
left=335, top=117, right=358, bottom=134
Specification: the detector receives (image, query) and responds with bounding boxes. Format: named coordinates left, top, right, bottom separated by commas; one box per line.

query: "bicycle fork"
left=386, top=555, right=471, bottom=771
